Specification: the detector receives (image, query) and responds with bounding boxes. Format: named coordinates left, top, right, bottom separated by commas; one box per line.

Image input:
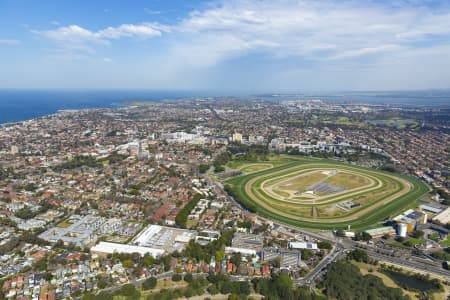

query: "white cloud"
left=166, top=0, right=450, bottom=66
left=98, top=23, right=168, bottom=39
left=34, top=1, right=450, bottom=65
left=330, top=45, right=403, bottom=60
left=0, top=39, right=20, bottom=45
left=29, top=0, right=450, bottom=90
left=33, top=22, right=168, bottom=56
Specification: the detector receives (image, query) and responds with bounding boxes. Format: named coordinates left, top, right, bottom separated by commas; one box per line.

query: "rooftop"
left=91, top=242, right=164, bottom=258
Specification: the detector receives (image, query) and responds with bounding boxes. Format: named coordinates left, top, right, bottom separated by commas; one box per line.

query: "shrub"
left=172, top=273, right=182, bottom=282
left=142, top=277, right=157, bottom=290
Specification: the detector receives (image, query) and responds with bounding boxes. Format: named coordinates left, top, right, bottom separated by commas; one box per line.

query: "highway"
left=359, top=247, right=450, bottom=280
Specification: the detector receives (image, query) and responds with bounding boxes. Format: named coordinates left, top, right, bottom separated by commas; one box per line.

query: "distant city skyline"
left=1, top=0, right=450, bottom=91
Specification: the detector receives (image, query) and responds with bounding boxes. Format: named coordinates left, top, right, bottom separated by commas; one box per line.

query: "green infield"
left=225, top=157, right=429, bottom=230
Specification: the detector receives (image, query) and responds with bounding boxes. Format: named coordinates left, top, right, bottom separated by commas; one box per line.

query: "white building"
left=433, top=207, right=450, bottom=225
left=91, top=242, right=164, bottom=258
left=288, top=242, right=318, bottom=250
left=132, top=224, right=197, bottom=253
left=225, top=247, right=257, bottom=256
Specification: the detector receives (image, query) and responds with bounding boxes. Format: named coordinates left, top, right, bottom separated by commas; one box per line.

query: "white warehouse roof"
left=91, top=242, right=165, bottom=257
left=433, top=207, right=450, bottom=225
left=225, top=247, right=257, bottom=256
left=288, top=242, right=318, bottom=250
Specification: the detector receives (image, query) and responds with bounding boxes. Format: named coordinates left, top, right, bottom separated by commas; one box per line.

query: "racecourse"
left=225, top=158, right=429, bottom=230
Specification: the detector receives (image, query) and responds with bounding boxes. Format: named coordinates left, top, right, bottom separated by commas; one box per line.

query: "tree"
left=348, top=249, right=370, bottom=263
left=183, top=287, right=196, bottom=298
left=396, top=236, right=406, bottom=243
left=142, top=277, right=157, bottom=290
left=411, top=230, right=424, bottom=239
left=213, top=152, right=231, bottom=172
left=230, top=252, right=242, bottom=267
left=354, top=231, right=372, bottom=241
left=97, top=278, right=108, bottom=289
left=237, top=220, right=252, bottom=230
left=207, top=285, right=219, bottom=295
left=175, top=194, right=202, bottom=228
left=43, top=272, right=52, bottom=281
left=239, top=281, right=251, bottom=295
left=199, top=164, right=210, bottom=174
left=33, top=257, right=48, bottom=272
left=15, top=207, right=36, bottom=220
left=301, top=249, right=314, bottom=260
left=184, top=273, right=193, bottom=283
left=216, top=250, right=225, bottom=262
left=0, top=217, right=16, bottom=227
left=272, top=274, right=293, bottom=298
left=121, top=258, right=134, bottom=268
left=318, top=241, right=332, bottom=250
left=336, top=229, right=346, bottom=237
left=172, top=274, right=182, bottom=282
left=220, top=281, right=233, bottom=294
left=118, top=284, right=140, bottom=299
left=322, top=260, right=409, bottom=300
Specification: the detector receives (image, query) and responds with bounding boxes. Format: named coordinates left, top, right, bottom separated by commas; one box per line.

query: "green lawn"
left=439, top=236, right=450, bottom=247
left=405, top=238, right=425, bottom=245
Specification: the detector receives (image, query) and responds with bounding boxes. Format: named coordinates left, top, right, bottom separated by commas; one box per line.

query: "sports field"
left=225, top=158, right=429, bottom=230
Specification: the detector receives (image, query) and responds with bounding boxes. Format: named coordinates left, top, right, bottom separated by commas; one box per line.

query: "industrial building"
left=91, top=242, right=164, bottom=258
left=39, top=214, right=106, bottom=247
left=364, top=226, right=396, bottom=239
left=131, top=225, right=197, bottom=253
left=231, top=233, right=264, bottom=252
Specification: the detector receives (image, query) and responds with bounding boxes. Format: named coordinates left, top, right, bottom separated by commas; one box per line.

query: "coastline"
left=0, top=89, right=449, bottom=125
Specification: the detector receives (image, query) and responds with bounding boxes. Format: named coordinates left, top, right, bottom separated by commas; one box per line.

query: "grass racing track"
left=225, top=159, right=429, bottom=230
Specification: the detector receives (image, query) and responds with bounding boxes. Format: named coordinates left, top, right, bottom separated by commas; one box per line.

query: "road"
left=359, top=246, right=450, bottom=280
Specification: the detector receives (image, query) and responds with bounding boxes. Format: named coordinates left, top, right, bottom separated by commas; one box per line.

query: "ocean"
left=0, top=89, right=203, bottom=124
left=0, top=89, right=449, bottom=125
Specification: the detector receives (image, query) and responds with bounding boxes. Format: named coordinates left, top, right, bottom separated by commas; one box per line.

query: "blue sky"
left=1, top=0, right=450, bottom=91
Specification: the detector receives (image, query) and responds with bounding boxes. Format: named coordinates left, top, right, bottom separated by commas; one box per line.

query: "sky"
left=1, top=0, right=450, bottom=91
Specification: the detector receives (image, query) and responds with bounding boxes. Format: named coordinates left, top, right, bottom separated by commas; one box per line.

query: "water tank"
left=397, top=223, right=407, bottom=237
